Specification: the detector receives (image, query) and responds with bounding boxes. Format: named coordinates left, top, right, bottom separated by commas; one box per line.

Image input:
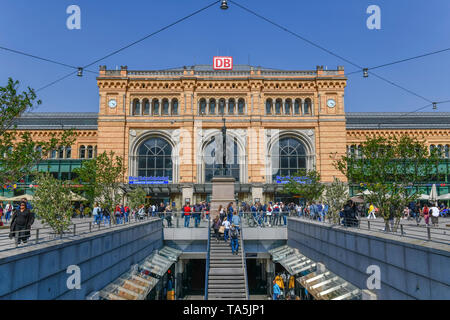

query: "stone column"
left=251, top=186, right=263, bottom=203
left=182, top=185, right=194, bottom=205
left=266, top=259, right=275, bottom=297
left=175, top=260, right=184, bottom=299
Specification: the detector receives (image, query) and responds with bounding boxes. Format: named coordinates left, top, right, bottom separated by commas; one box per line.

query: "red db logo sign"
left=213, top=56, right=233, bottom=70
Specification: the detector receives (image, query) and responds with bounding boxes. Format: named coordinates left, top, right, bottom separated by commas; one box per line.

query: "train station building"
left=4, top=64, right=450, bottom=206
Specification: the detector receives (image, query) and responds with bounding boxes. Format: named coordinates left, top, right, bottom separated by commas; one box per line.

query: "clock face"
left=108, top=99, right=117, bottom=108
left=327, top=99, right=336, bottom=108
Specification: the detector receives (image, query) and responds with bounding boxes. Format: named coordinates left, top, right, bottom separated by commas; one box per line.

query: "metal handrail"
left=240, top=225, right=250, bottom=300
left=0, top=213, right=158, bottom=253
left=293, top=214, right=450, bottom=245
left=204, top=215, right=211, bottom=300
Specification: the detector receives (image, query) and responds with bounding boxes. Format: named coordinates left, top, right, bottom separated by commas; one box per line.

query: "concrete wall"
left=0, top=219, right=163, bottom=300
left=287, top=218, right=450, bottom=300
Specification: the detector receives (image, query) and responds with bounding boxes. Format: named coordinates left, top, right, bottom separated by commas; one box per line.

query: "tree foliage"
left=33, top=173, right=73, bottom=235
left=321, top=178, right=348, bottom=224
left=127, top=186, right=147, bottom=211
left=334, top=135, right=440, bottom=230
left=281, top=169, right=325, bottom=204
left=0, top=78, right=74, bottom=183
left=74, top=151, right=125, bottom=221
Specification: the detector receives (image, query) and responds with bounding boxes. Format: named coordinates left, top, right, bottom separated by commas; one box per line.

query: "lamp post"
left=222, top=117, right=227, bottom=176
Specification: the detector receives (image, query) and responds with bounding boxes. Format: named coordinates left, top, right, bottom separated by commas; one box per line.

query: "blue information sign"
left=129, top=176, right=170, bottom=185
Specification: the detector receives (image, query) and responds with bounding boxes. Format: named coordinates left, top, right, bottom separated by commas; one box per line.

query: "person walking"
left=194, top=203, right=202, bottom=228
left=423, top=204, right=430, bottom=226
left=5, top=201, right=13, bottom=224
left=232, top=211, right=241, bottom=234
left=93, top=203, right=101, bottom=225
left=430, top=204, right=440, bottom=227
left=219, top=205, right=226, bottom=223
left=212, top=216, right=221, bottom=242
left=230, top=224, right=239, bottom=255
left=367, top=203, right=376, bottom=219
left=9, top=202, right=35, bottom=247
left=183, top=202, right=191, bottom=227
left=222, top=217, right=231, bottom=242
left=272, top=279, right=281, bottom=300
left=165, top=205, right=173, bottom=227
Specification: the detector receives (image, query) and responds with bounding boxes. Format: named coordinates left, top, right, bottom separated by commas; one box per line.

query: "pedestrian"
left=222, top=217, right=230, bottom=242
left=92, top=202, right=101, bottom=225
left=232, top=211, right=241, bottom=234
left=165, top=205, right=173, bottom=227
left=183, top=202, right=191, bottom=227
left=423, top=204, right=430, bottom=226
left=219, top=205, right=226, bottom=223
left=430, top=204, right=440, bottom=227
left=212, top=216, right=221, bottom=242
left=194, top=203, right=202, bottom=228
left=230, top=224, right=239, bottom=255
left=272, top=280, right=281, bottom=300
left=9, top=202, right=35, bottom=247
left=103, top=206, right=111, bottom=225
left=367, top=203, right=376, bottom=219
left=5, top=201, right=13, bottom=223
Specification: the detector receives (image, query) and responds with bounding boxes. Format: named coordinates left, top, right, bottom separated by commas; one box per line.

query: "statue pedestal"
left=210, top=177, right=236, bottom=219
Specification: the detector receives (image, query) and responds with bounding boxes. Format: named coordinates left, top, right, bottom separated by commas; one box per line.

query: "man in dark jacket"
left=9, top=202, right=35, bottom=247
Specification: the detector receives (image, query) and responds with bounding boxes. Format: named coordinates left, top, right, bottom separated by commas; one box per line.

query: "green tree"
left=0, top=78, right=74, bottom=183
left=281, top=169, right=325, bottom=205
left=321, top=178, right=348, bottom=224
left=334, top=135, right=440, bottom=231
left=127, top=186, right=147, bottom=212
left=33, top=173, right=73, bottom=235
left=74, top=151, right=125, bottom=223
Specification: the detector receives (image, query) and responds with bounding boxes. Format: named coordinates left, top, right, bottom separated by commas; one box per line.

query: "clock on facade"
left=326, top=99, right=336, bottom=108
left=108, top=99, right=117, bottom=108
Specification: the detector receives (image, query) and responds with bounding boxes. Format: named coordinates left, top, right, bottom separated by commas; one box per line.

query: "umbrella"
left=70, top=191, right=87, bottom=202
left=418, top=194, right=430, bottom=200
left=356, top=189, right=374, bottom=196
left=0, top=196, right=10, bottom=201
left=9, top=194, right=34, bottom=201
left=438, top=193, right=450, bottom=200
left=429, top=184, right=438, bottom=205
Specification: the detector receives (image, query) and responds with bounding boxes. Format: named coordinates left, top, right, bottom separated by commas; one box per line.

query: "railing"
left=240, top=225, right=250, bottom=300
left=293, top=214, right=450, bottom=245
left=241, top=211, right=289, bottom=228
left=204, top=216, right=211, bottom=300
left=0, top=214, right=158, bottom=253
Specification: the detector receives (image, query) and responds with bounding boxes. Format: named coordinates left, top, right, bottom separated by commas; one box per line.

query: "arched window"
left=228, top=99, right=235, bottom=114
left=275, top=99, right=282, bottom=114
left=430, top=145, right=436, bottom=155
left=284, top=99, right=292, bottom=115
left=294, top=99, right=301, bottom=115
left=65, top=146, right=71, bottom=159
left=204, top=137, right=240, bottom=182
left=304, top=98, right=312, bottom=115
left=199, top=98, right=207, bottom=114
left=272, top=137, right=307, bottom=181
left=162, top=99, right=170, bottom=115
left=209, top=98, right=216, bottom=114
left=437, top=145, right=444, bottom=158
left=143, top=99, right=150, bottom=115
left=50, top=149, right=57, bottom=159
left=137, top=137, right=173, bottom=181
left=445, top=145, right=449, bottom=158
left=171, top=99, right=178, bottom=115
left=87, top=146, right=93, bottom=159
left=79, top=146, right=86, bottom=159
left=58, top=146, right=64, bottom=159
left=36, top=146, right=43, bottom=157
left=132, top=99, right=141, bottom=115
left=152, top=99, right=159, bottom=115
left=238, top=99, right=245, bottom=114
left=266, top=99, right=273, bottom=114
left=218, top=99, right=225, bottom=115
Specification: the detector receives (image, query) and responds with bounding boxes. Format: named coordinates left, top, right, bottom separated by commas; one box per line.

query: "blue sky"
left=1, top=0, right=449, bottom=113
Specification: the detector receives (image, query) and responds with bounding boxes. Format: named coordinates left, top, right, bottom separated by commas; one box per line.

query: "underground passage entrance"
left=182, top=259, right=206, bottom=298
left=246, top=258, right=267, bottom=296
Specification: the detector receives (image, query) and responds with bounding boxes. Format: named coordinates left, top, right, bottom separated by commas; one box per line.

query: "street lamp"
left=77, top=67, right=83, bottom=77
left=433, top=102, right=437, bottom=110
left=363, top=68, right=368, bottom=78
left=220, top=0, right=229, bottom=10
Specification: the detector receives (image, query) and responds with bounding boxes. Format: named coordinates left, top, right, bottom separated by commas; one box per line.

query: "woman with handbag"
left=222, top=217, right=230, bottom=242
left=212, top=216, right=221, bottom=242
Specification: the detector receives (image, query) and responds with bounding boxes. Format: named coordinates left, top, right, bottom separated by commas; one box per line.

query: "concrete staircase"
left=207, top=236, right=248, bottom=300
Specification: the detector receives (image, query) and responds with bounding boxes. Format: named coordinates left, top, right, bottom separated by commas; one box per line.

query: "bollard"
left=427, top=226, right=431, bottom=240
left=89, top=222, right=92, bottom=233
left=368, top=220, right=370, bottom=231
left=35, top=229, right=40, bottom=244
left=73, top=224, right=76, bottom=236
left=400, top=224, right=404, bottom=236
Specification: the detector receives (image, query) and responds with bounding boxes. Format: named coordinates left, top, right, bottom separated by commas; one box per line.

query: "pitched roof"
left=12, top=112, right=98, bottom=130
left=345, top=112, right=450, bottom=129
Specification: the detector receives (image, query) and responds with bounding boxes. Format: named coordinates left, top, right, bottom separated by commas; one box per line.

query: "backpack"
left=230, top=228, right=238, bottom=239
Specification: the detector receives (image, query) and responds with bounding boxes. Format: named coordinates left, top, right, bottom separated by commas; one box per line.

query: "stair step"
left=210, top=264, right=242, bottom=268
left=209, top=268, right=244, bottom=276
left=208, top=288, right=246, bottom=293
left=208, top=283, right=245, bottom=288
left=208, top=275, right=245, bottom=280
left=208, top=294, right=246, bottom=299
